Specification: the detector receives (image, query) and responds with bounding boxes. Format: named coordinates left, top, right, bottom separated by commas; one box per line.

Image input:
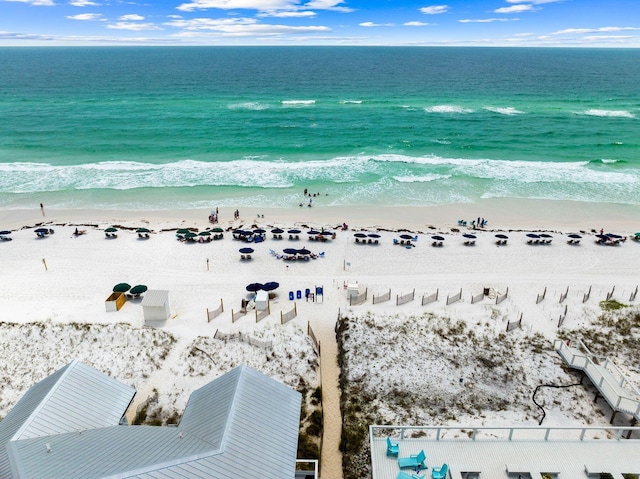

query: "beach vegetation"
left=600, top=300, right=628, bottom=311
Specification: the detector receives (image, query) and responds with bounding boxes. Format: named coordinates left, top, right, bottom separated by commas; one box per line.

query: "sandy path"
left=310, top=313, right=343, bottom=479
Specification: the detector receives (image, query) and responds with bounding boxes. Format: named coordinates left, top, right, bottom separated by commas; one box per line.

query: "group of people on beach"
left=208, top=208, right=219, bottom=224
left=458, top=217, right=488, bottom=229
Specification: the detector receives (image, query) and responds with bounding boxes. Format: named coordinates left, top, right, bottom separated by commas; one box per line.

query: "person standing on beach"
left=40, top=203, right=45, bottom=217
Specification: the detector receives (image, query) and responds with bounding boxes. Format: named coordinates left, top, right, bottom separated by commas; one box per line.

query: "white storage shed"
left=141, top=289, right=170, bottom=321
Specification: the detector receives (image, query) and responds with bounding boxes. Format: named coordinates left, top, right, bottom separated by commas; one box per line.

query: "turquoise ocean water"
left=0, top=47, right=638, bottom=210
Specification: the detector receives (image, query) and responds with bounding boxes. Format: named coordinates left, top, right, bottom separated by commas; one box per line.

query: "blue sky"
left=1, top=0, right=639, bottom=46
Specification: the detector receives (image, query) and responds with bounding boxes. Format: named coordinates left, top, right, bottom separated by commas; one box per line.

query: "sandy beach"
left=1, top=199, right=639, bottom=479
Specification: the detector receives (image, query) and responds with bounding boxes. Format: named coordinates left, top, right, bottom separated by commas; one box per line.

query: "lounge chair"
left=396, top=472, right=424, bottom=479
left=393, top=238, right=399, bottom=245
left=431, top=463, right=448, bottom=479
left=398, top=450, right=426, bottom=469
left=386, top=437, right=399, bottom=457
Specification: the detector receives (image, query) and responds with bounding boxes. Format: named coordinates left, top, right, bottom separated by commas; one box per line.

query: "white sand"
left=0, top=200, right=639, bottom=479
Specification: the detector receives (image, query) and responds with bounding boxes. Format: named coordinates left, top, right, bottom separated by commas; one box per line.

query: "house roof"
left=1, top=363, right=301, bottom=479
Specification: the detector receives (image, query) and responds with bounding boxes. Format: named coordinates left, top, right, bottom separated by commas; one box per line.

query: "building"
left=0, top=360, right=301, bottom=479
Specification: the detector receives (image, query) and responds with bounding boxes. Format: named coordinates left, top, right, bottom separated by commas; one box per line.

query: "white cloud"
left=164, top=16, right=330, bottom=36
left=174, top=0, right=352, bottom=13
left=359, top=21, right=393, bottom=27
left=303, top=0, right=353, bottom=12
left=107, top=22, right=162, bottom=31
left=69, top=0, right=100, bottom=5
left=66, top=13, right=102, bottom=20
left=176, top=0, right=298, bottom=12
left=119, top=14, right=145, bottom=21
left=258, top=10, right=316, bottom=17
left=507, top=0, right=560, bottom=3
left=552, top=26, right=640, bottom=35
left=420, top=5, right=448, bottom=15
left=404, top=21, right=430, bottom=27
left=494, top=4, right=533, bottom=13
left=459, top=18, right=518, bottom=23
left=4, top=0, right=55, bottom=5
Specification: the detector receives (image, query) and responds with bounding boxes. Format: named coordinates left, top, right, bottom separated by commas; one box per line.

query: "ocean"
left=0, top=46, right=638, bottom=211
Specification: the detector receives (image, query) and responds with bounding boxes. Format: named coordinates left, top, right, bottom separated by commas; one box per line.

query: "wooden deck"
left=370, top=426, right=640, bottom=479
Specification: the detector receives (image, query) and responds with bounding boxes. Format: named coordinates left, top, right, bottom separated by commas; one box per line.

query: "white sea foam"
left=483, top=106, right=525, bottom=116
left=578, top=109, right=635, bottom=118
left=393, top=174, right=451, bottom=183
left=281, top=100, right=316, bottom=106
left=340, top=100, right=362, bottom=104
left=228, top=102, right=269, bottom=110
left=424, top=105, right=474, bottom=114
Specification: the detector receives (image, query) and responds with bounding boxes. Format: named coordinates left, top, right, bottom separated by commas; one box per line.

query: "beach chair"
left=289, top=291, right=294, bottom=301
left=431, top=463, right=448, bottom=479
left=319, top=252, right=325, bottom=257
left=398, top=450, right=426, bottom=469
left=393, top=238, right=399, bottom=245
left=296, top=290, right=302, bottom=299
left=240, top=254, right=246, bottom=260
left=397, top=472, right=424, bottom=479
left=386, top=437, right=399, bottom=457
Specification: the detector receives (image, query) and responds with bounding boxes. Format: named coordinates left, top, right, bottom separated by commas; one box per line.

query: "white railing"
left=370, top=425, right=640, bottom=443
left=554, top=339, right=640, bottom=419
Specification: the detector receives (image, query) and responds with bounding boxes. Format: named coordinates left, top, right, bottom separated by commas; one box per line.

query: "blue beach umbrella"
left=239, top=247, right=254, bottom=254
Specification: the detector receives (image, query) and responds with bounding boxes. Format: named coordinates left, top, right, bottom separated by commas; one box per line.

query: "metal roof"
left=1, top=363, right=301, bottom=479
left=0, top=360, right=135, bottom=479
left=141, top=290, right=169, bottom=307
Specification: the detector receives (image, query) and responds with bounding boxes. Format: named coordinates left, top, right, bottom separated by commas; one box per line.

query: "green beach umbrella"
left=130, top=284, right=148, bottom=295
left=184, top=231, right=197, bottom=238
left=210, top=227, right=224, bottom=233
left=176, top=228, right=191, bottom=235
left=199, top=231, right=211, bottom=236
left=113, top=283, right=131, bottom=293
left=105, top=227, right=117, bottom=233
left=136, top=227, right=150, bottom=233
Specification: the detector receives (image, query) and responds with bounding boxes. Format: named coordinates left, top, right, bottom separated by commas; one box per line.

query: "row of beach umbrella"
left=245, top=282, right=280, bottom=292
left=112, top=283, right=148, bottom=296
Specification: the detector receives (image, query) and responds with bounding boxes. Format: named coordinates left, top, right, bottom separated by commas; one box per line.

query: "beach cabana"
left=354, top=233, right=367, bottom=243
left=567, top=233, right=582, bottom=244
left=271, top=228, right=284, bottom=239
left=431, top=235, right=445, bottom=247
left=141, top=289, right=170, bottom=322
left=539, top=233, right=553, bottom=244
left=136, top=227, right=150, bottom=239
left=34, top=227, right=53, bottom=238
left=209, top=227, right=224, bottom=240
left=287, top=229, right=301, bottom=240
left=462, top=233, right=476, bottom=246
left=367, top=233, right=380, bottom=244
left=632, top=232, right=640, bottom=242
left=239, top=247, right=254, bottom=260
left=526, top=233, right=540, bottom=244
left=495, top=234, right=508, bottom=245
left=104, top=227, right=118, bottom=238
left=0, top=230, right=12, bottom=241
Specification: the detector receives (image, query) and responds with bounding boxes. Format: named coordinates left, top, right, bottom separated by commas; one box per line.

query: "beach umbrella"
left=130, top=284, right=147, bottom=295
left=0, top=230, right=11, bottom=235
left=184, top=231, right=197, bottom=238
left=262, top=282, right=280, bottom=291
left=568, top=234, right=582, bottom=239
left=526, top=233, right=540, bottom=238
left=635, top=232, right=640, bottom=237
left=245, top=283, right=263, bottom=292
left=368, top=233, right=381, bottom=238
left=176, top=228, right=191, bottom=234
left=271, top=228, right=284, bottom=234
left=399, top=234, right=413, bottom=240
left=136, top=227, right=150, bottom=233
left=596, top=234, right=609, bottom=241
left=607, top=233, right=622, bottom=239
left=354, top=233, right=367, bottom=238
left=198, top=231, right=211, bottom=236
left=495, top=234, right=509, bottom=239
left=253, top=228, right=266, bottom=234
left=113, top=283, right=131, bottom=293
left=288, top=229, right=301, bottom=234
left=307, top=230, right=320, bottom=235
left=35, top=228, right=49, bottom=234
left=320, top=231, right=334, bottom=236
left=210, top=227, right=224, bottom=233
left=104, top=227, right=117, bottom=233
left=239, top=247, right=254, bottom=254
left=283, top=248, right=298, bottom=254
left=431, top=235, right=445, bottom=241
left=539, top=233, right=553, bottom=239
left=297, top=248, right=311, bottom=255
left=462, top=233, right=476, bottom=239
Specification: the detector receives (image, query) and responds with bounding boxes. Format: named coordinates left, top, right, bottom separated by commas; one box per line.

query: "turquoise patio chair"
left=398, top=449, right=426, bottom=469
left=431, top=463, right=448, bottom=479
left=386, top=437, right=399, bottom=457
